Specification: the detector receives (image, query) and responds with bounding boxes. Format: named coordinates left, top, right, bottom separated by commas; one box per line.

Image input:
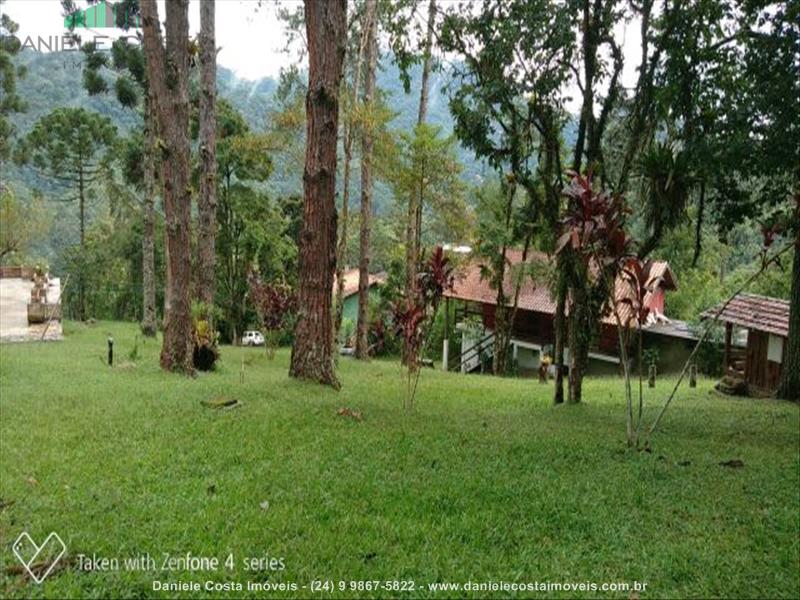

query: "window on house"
left=767, top=334, right=784, bottom=363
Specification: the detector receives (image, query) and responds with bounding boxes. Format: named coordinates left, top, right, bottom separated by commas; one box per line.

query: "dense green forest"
left=2, top=0, right=796, bottom=406
left=3, top=50, right=790, bottom=325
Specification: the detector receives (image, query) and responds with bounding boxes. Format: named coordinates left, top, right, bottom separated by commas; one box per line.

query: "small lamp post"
left=107, top=335, right=114, bottom=367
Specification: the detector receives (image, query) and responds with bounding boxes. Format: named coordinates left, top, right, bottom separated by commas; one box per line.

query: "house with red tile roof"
left=441, top=249, right=694, bottom=374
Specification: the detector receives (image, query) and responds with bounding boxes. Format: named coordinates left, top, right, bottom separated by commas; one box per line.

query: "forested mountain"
left=3, top=49, right=488, bottom=209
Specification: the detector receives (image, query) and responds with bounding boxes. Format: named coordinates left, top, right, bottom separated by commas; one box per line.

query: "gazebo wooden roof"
left=701, top=293, right=789, bottom=338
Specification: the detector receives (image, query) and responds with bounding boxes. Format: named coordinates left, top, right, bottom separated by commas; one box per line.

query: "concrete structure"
left=0, top=267, right=63, bottom=342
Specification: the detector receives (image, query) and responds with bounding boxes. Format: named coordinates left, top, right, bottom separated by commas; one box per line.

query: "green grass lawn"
left=1, top=321, right=798, bottom=599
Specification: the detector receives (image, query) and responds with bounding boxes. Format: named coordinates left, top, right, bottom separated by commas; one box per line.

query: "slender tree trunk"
left=77, top=166, right=86, bottom=321
left=775, top=228, right=799, bottom=400
left=567, top=264, right=590, bottom=404
left=333, top=10, right=367, bottom=348
left=491, top=177, right=518, bottom=374
left=572, top=0, right=596, bottom=174
left=141, top=0, right=194, bottom=373
left=616, top=0, right=662, bottom=194
left=405, top=196, right=419, bottom=302
left=553, top=266, right=567, bottom=404
left=355, top=0, right=378, bottom=360
left=417, top=0, right=436, bottom=126
left=141, top=92, right=158, bottom=336
left=404, top=0, right=436, bottom=325
left=540, top=111, right=566, bottom=404
left=493, top=298, right=508, bottom=374
left=502, top=232, right=533, bottom=373
left=636, top=325, right=644, bottom=444
left=617, top=320, right=634, bottom=446
left=197, top=0, right=217, bottom=311
left=692, top=181, right=705, bottom=267
left=289, top=0, right=346, bottom=387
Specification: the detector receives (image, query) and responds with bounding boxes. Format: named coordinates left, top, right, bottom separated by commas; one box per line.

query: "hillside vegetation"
left=3, top=49, right=486, bottom=214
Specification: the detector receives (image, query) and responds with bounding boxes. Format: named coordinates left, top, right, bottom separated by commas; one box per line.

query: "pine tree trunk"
left=492, top=249, right=509, bottom=375
left=163, top=224, right=171, bottom=321
left=403, top=0, right=436, bottom=356
left=417, top=0, right=436, bottom=126
left=491, top=179, right=516, bottom=374
left=333, top=154, right=351, bottom=345
left=289, top=0, right=346, bottom=387
left=78, top=166, right=86, bottom=321
left=141, top=91, right=158, bottom=337
left=776, top=234, right=799, bottom=400
left=197, top=0, right=217, bottom=310
left=355, top=0, right=377, bottom=360
left=333, top=14, right=367, bottom=347
left=141, top=0, right=194, bottom=373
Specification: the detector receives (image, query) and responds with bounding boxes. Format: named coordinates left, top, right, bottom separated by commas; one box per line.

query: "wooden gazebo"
left=702, top=293, right=789, bottom=394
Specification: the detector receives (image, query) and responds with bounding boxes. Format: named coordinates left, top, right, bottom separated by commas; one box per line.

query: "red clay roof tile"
left=701, top=293, right=789, bottom=337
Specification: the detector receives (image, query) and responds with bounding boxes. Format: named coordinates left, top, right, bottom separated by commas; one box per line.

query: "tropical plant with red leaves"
left=392, top=300, right=426, bottom=358
left=557, top=171, right=632, bottom=267
left=248, top=271, right=296, bottom=359
left=557, top=172, right=661, bottom=445
left=556, top=171, right=634, bottom=405
left=392, top=245, right=454, bottom=409
left=368, top=315, right=388, bottom=356
left=616, top=257, right=663, bottom=446
left=618, top=258, right=660, bottom=328
left=418, top=245, right=455, bottom=310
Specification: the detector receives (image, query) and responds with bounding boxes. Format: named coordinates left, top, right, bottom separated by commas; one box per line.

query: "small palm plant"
left=637, top=140, right=695, bottom=256
left=191, top=301, right=220, bottom=371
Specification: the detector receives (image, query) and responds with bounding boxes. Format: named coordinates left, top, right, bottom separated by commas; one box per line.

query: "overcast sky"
left=2, top=0, right=298, bottom=80
left=2, top=0, right=644, bottom=112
